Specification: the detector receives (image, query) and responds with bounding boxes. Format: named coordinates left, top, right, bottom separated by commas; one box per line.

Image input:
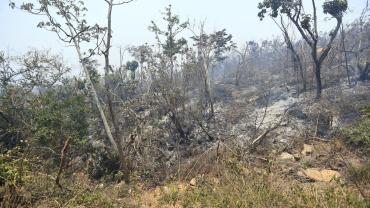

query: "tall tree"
left=147, top=5, right=190, bottom=139
left=258, top=0, right=348, bottom=98
left=233, top=44, right=249, bottom=87
left=100, top=0, right=134, bottom=183
left=345, top=0, right=370, bottom=81
left=191, top=24, right=235, bottom=116
left=148, top=4, right=188, bottom=84
left=12, top=0, right=135, bottom=183
left=272, top=16, right=306, bottom=92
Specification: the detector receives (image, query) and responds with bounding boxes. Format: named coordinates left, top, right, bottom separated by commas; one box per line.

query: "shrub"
left=341, top=116, right=370, bottom=153
left=348, top=161, right=370, bottom=185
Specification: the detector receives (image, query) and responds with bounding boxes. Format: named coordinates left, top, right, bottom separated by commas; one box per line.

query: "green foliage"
left=126, top=61, right=139, bottom=72
left=11, top=0, right=106, bottom=44
left=348, top=161, right=370, bottom=185
left=258, top=0, right=348, bottom=21
left=160, top=183, right=181, bottom=205
left=191, top=29, right=235, bottom=63
left=0, top=151, right=23, bottom=187
left=87, top=151, right=120, bottom=180
left=212, top=29, right=235, bottom=62
left=0, top=149, right=29, bottom=207
left=323, top=0, right=348, bottom=18
left=361, top=105, right=370, bottom=115
left=30, top=89, right=89, bottom=154
left=301, top=15, right=312, bottom=30
left=128, top=43, right=153, bottom=65
left=84, top=59, right=101, bottom=84
left=257, top=0, right=299, bottom=20
left=126, top=60, right=139, bottom=80
left=65, top=191, right=115, bottom=208
left=341, top=116, right=370, bottom=153
left=148, top=4, right=188, bottom=61
left=0, top=165, right=117, bottom=208
left=0, top=87, right=28, bottom=150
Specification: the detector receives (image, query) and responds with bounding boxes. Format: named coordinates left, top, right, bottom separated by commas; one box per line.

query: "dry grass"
left=2, top=126, right=370, bottom=207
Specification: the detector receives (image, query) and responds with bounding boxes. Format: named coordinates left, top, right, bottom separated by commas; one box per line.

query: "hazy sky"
left=0, top=0, right=367, bottom=69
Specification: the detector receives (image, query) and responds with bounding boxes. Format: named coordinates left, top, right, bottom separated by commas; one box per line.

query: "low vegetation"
left=1, top=0, right=370, bottom=207
left=341, top=105, right=370, bottom=152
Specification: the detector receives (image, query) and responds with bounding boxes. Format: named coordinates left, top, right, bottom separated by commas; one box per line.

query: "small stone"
left=178, top=183, right=187, bottom=191
left=114, top=181, right=125, bottom=189
left=302, top=168, right=341, bottom=182
left=190, top=178, right=197, bottom=186
left=154, top=187, right=161, bottom=196
left=293, top=154, right=301, bottom=161
left=297, top=170, right=305, bottom=178
left=301, top=144, right=314, bottom=156
left=349, top=159, right=361, bottom=168
left=162, top=186, right=170, bottom=194
left=278, top=152, right=295, bottom=162
left=212, top=177, right=220, bottom=185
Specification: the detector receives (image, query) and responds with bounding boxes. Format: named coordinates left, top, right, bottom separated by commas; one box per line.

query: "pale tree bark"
left=102, top=0, right=135, bottom=183
left=340, top=23, right=351, bottom=86
left=234, top=45, right=248, bottom=87
left=71, top=35, right=119, bottom=152
left=195, top=23, right=214, bottom=116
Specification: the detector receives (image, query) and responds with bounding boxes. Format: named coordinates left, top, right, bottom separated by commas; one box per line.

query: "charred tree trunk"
left=314, top=61, right=322, bottom=98
left=170, top=112, right=187, bottom=139
left=296, top=54, right=306, bottom=91
left=358, top=62, right=370, bottom=81
left=56, top=137, right=71, bottom=189
left=276, top=16, right=307, bottom=92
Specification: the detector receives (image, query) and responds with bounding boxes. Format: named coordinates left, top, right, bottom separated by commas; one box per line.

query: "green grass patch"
left=341, top=116, right=370, bottom=153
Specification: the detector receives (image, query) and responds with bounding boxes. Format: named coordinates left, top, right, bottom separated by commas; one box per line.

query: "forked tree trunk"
left=104, top=0, right=132, bottom=183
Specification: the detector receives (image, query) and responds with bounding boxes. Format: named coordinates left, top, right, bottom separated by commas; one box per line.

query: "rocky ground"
left=2, top=81, right=369, bottom=208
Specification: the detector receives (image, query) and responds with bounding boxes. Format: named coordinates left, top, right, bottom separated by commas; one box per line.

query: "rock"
left=178, top=183, right=187, bottom=192
left=212, top=177, right=220, bottom=185
left=162, top=186, right=170, bottom=194
left=302, top=168, right=341, bottom=182
left=154, top=187, right=161, bottom=196
left=278, top=152, right=295, bottom=162
left=190, top=178, right=197, bottom=186
left=301, top=144, right=314, bottom=156
left=297, top=170, right=305, bottom=178
left=293, top=154, right=301, bottom=161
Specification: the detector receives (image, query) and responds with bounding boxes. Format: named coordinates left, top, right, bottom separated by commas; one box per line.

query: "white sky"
left=0, top=0, right=367, bottom=70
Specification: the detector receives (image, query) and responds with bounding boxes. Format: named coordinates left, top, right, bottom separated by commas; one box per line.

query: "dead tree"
left=234, top=45, right=248, bottom=87
left=273, top=15, right=306, bottom=92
